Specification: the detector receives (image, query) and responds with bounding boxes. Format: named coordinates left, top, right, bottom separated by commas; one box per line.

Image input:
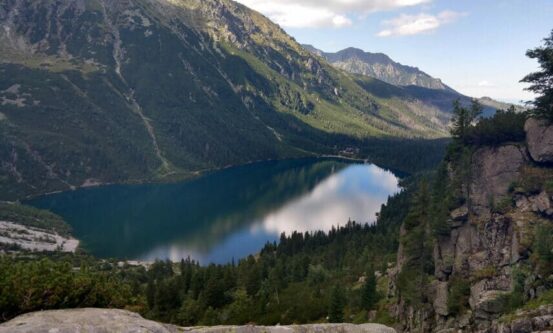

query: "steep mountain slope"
left=303, top=45, right=451, bottom=91
left=0, top=0, right=450, bottom=200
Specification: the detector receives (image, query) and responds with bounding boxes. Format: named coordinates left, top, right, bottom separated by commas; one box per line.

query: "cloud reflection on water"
left=142, top=164, right=400, bottom=264
left=254, top=164, right=399, bottom=235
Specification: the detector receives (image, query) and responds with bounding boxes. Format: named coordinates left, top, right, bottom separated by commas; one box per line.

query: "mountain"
left=304, top=45, right=526, bottom=118
left=0, top=0, right=453, bottom=200
left=478, top=96, right=527, bottom=113
left=303, top=45, right=452, bottom=91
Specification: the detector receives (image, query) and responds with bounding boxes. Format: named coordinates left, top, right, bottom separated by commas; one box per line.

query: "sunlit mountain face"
left=27, top=159, right=399, bottom=264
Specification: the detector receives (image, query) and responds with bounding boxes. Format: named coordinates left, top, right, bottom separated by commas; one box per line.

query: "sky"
left=234, top=0, right=553, bottom=103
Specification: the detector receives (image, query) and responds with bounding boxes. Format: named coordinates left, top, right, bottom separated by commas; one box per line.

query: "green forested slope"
left=0, top=0, right=448, bottom=199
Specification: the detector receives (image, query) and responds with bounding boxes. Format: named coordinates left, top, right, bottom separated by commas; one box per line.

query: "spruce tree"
left=361, top=268, right=378, bottom=311
left=328, top=284, right=345, bottom=323
left=521, top=29, right=553, bottom=121
left=450, top=99, right=482, bottom=141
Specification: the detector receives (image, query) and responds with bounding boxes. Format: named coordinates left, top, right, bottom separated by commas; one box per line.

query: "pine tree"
left=361, top=268, right=378, bottom=311
left=521, top=29, right=553, bottom=121
left=328, top=284, right=345, bottom=323
left=450, top=99, right=482, bottom=141
left=146, top=278, right=156, bottom=310
left=397, top=181, right=434, bottom=305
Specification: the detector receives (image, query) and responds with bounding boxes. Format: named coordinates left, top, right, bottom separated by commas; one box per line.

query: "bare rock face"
left=430, top=280, right=449, bottom=316
left=0, top=308, right=397, bottom=333
left=525, top=117, right=553, bottom=163
left=470, top=145, right=527, bottom=215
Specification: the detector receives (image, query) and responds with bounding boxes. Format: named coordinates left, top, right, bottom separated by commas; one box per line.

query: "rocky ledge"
left=485, top=304, right=553, bottom=333
left=0, top=308, right=397, bottom=333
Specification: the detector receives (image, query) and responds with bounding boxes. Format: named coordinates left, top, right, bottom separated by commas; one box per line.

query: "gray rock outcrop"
left=484, top=304, right=553, bottom=333
left=525, top=117, right=553, bottom=163
left=0, top=308, right=397, bottom=333
left=470, top=144, right=527, bottom=215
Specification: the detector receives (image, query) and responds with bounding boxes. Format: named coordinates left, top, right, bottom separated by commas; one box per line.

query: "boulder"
left=510, top=318, right=532, bottom=333
left=471, top=290, right=510, bottom=320
left=0, top=308, right=176, bottom=333
left=0, top=308, right=397, bottom=333
left=525, top=117, right=553, bottom=163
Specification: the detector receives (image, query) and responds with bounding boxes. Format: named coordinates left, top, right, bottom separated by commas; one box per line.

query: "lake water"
left=26, top=158, right=400, bottom=264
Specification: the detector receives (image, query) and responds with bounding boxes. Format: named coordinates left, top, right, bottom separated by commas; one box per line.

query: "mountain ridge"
left=303, top=44, right=452, bottom=91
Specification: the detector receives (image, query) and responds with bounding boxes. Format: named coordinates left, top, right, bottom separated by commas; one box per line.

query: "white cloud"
left=452, top=81, right=535, bottom=103
left=377, top=10, right=465, bottom=37
left=478, top=80, right=494, bottom=87
left=235, top=0, right=431, bottom=28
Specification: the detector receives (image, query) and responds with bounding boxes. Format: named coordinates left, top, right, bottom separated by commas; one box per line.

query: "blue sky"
left=235, top=0, right=552, bottom=103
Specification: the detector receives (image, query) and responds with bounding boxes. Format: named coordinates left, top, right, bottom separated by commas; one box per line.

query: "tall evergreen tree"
left=328, top=284, right=345, bottom=323
left=450, top=99, right=483, bottom=141
left=521, top=29, right=553, bottom=121
left=361, top=267, right=378, bottom=311
left=397, top=181, right=434, bottom=305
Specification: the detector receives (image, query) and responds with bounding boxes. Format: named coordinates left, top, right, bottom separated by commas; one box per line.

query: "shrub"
left=447, top=276, right=471, bottom=316
left=473, top=266, right=498, bottom=280
left=518, top=167, right=553, bottom=194
left=532, top=223, right=553, bottom=276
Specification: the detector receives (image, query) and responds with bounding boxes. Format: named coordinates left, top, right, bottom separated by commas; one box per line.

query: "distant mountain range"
left=303, top=44, right=525, bottom=115
left=303, top=45, right=452, bottom=91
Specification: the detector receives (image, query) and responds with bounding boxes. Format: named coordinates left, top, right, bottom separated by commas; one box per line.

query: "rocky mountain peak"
left=303, top=44, right=450, bottom=91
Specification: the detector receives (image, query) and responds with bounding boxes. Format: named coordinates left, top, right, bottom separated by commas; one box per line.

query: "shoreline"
left=19, top=154, right=376, bottom=202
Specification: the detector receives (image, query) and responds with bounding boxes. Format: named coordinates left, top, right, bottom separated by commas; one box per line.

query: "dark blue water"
left=26, top=158, right=399, bottom=264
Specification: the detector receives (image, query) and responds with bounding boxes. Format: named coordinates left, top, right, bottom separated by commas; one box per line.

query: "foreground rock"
left=0, top=308, right=397, bottom=333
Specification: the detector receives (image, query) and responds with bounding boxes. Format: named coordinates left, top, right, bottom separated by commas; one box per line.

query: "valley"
left=0, top=0, right=551, bottom=332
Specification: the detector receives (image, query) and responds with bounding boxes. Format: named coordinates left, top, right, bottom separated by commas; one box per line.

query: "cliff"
left=390, top=117, right=553, bottom=332
left=0, top=308, right=397, bottom=333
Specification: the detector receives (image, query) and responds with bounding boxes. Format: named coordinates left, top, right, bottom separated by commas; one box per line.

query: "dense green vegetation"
left=464, top=107, right=527, bottom=146
left=0, top=256, right=137, bottom=322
